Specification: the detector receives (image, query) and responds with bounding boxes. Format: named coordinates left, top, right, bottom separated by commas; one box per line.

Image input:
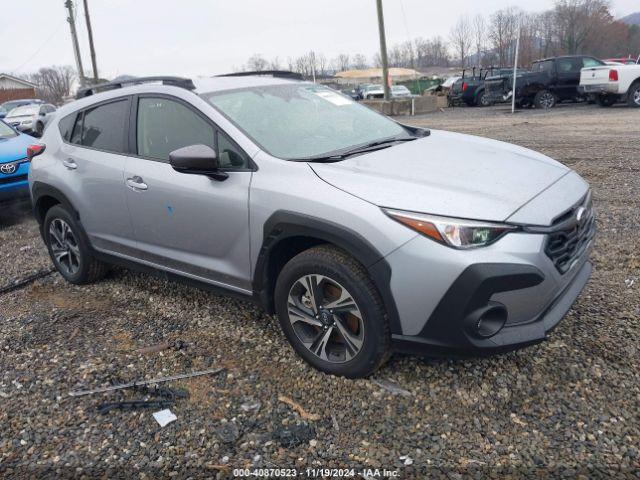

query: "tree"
left=351, top=53, right=369, bottom=70
left=489, top=8, right=520, bottom=66
left=245, top=54, right=269, bottom=71
left=29, top=66, right=75, bottom=105
left=332, top=53, right=351, bottom=72
left=473, top=15, right=486, bottom=66
left=449, top=16, right=473, bottom=67
left=554, top=0, right=612, bottom=54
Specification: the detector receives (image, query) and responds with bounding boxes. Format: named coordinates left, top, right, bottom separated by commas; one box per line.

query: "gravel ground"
left=0, top=103, right=638, bottom=478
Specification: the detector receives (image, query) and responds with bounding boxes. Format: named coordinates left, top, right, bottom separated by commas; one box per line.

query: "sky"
left=2, top=0, right=638, bottom=79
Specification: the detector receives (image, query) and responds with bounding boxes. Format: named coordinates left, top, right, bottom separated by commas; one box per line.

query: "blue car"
left=0, top=120, right=34, bottom=205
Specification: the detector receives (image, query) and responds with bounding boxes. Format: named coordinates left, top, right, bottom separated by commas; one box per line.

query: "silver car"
left=5, top=103, right=56, bottom=136
left=28, top=75, right=594, bottom=378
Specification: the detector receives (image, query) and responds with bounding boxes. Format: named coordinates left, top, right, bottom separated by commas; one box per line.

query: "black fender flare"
left=253, top=211, right=403, bottom=335
left=31, top=182, right=79, bottom=226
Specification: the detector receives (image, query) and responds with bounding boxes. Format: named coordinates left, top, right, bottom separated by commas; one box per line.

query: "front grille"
left=0, top=174, right=28, bottom=185
left=545, top=195, right=595, bottom=274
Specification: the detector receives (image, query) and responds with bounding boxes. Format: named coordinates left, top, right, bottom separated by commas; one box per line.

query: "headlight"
left=383, top=208, right=519, bottom=249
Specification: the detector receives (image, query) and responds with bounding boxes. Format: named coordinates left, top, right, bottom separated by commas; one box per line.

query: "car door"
left=124, top=95, right=253, bottom=293
left=60, top=97, right=136, bottom=254
left=555, top=57, right=582, bottom=99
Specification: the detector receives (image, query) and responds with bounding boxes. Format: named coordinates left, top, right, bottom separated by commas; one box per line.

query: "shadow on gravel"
left=0, top=199, right=33, bottom=228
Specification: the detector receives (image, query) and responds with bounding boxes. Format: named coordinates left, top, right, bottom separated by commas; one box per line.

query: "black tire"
left=475, top=90, right=491, bottom=107
left=43, top=205, right=109, bottom=284
left=274, top=245, right=390, bottom=378
left=533, top=90, right=556, bottom=109
left=34, top=122, right=44, bottom=137
left=596, top=94, right=617, bottom=107
left=628, top=82, right=640, bottom=108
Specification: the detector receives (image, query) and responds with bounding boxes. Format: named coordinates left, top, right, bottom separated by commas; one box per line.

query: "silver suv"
left=28, top=75, right=594, bottom=378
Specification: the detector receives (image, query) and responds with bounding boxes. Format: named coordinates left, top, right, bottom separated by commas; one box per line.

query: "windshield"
left=7, top=105, right=38, bottom=117
left=204, top=84, right=410, bottom=160
left=0, top=121, right=17, bottom=138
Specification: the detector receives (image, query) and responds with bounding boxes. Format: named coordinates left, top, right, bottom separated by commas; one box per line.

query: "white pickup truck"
left=579, top=60, right=640, bottom=107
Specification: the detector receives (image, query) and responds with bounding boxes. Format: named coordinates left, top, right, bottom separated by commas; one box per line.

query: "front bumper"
left=392, top=259, right=592, bottom=355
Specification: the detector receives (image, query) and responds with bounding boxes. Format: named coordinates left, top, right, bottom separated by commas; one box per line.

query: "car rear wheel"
left=596, top=94, right=617, bottom=107
left=628, top=83, right=640, bottom=108
left=534, top=90, right=556, bottom=109
left=34, top=122, right=44, bottom=137
left=476, top=90, right=491, bottom=107
left=44, top=205, right=109, bottom=284
left=274, top=245, right=390, bottom=378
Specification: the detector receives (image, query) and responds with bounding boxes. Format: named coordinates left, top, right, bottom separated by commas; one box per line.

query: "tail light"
left=609, top=69, right=618, bottom=82
left=462, top=82, right=468, bottom=91
left=27, top=143, right=46, bottom=161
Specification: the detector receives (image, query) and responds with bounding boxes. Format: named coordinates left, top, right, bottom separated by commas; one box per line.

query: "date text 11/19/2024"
left=232, top=467, right=400, bottom=478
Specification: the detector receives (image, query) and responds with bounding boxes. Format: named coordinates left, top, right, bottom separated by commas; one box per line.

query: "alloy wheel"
left=540, top=92, right=555, bottom=108
left=633, top=88, right=640, bottom=106
left=287, top=274, right=364, bottom=363
left=48, top=218, right=81, bottom=275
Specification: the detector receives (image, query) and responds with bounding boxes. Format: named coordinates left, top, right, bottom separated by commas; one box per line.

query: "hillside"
left=620, top=12, right=640, bottom=25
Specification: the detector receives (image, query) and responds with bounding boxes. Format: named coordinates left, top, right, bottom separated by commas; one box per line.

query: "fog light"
left=466, top=302, right=508, bottom=338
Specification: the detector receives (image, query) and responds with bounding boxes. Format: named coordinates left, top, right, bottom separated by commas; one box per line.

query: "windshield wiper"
left=302, top=136, right=418, bottom=163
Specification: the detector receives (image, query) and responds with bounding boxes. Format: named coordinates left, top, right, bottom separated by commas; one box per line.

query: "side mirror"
left=169, top=144, right=228, bottom=181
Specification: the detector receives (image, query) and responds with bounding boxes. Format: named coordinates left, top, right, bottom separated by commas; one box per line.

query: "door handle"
left=126, top=176, right=148, bottom=191
left=62, top=158, right=77, bottom=170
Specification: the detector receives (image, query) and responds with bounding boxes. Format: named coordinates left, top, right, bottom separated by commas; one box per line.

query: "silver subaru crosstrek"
left=28, top=75, right=594, bottom=378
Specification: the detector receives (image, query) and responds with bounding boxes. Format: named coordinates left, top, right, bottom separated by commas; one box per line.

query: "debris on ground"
left=0, top=267, right=55, bottom=296
left=372, top=379, right=411, bottom=397
left=278, top=395, right=321, bottom=421
left=215, top=421, right=240, bottom=444
left=399, top=455, right=413, bottom=466
left=152, top=409, right=177, bottom=427
left=69, top=367, right=225, bottom=397
left=274, top=423, right=315, bottom=448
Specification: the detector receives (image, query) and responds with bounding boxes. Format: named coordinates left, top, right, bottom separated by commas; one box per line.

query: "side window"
left=81, top=100, right=128, bottom=153
left=557, top=58, right=574, bottom=72
left=70, top=112, right=83, bottom=145
left=136, top=97, right=214, bottom=162
left=58, top=113, right=76, bottom=142
left=583, top=57, right=603, bottom=68
left=217, top=131, right=249, bottom=169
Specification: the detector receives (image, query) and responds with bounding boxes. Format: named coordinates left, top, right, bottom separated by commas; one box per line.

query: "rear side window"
left=70, top=113, right=83, bottom=144
left=583, top=57, right=604, bottom=68
left=80, top=100, right=128, bottom=153
left=58, top=113, right=76, bottom=142
left=136, top=97, right=214, bottom=162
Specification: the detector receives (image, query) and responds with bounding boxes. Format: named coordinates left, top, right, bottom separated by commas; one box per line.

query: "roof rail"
left=217, top=70, right=304, bottom=81
left=76, top=76, right=196, bottom=99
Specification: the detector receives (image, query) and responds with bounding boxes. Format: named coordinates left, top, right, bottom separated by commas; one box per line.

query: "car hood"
left=310, top=129, right=570, bottom=223
left=0, top=132, right=33, bottom=163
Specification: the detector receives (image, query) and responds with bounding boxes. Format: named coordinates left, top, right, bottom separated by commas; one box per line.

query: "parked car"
left=0, top=120, right=34, bottom=205
left=361, top=84, right=385, bottom=99
left=0, top=98, right=44, bottom=119
left=30, top=75, right=594, bottom=378
left=4, top=103, right=56, bottom=136
left=450, top=67, right=527, bottom=107
left=485, top=56, right=606, bottom=108
left=603, top=57, right=638, bottom=65
left=390, top=85, right=414, bottom=98
left=579, top=62, right=640, bottom=107
left=340, top=88, right=360, bottom=100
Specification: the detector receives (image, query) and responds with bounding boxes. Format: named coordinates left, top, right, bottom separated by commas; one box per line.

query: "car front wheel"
left=274, top=245, right=390, bottom=378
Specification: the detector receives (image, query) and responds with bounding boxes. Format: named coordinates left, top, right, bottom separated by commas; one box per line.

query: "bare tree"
left=554, top=0, right=612, bottom=54
left=351, top=53, right=369, bottom=70
left=29, top=66, right=76, bottom=105
left=489, top=8, right=520, bottom=66
left=245, top=54, right=269, bottom=71
left=332, top=53, right=351, bottom=72
left=473, top=15, right=486, bottom=66
left=449, top=16, right=473, bottom=67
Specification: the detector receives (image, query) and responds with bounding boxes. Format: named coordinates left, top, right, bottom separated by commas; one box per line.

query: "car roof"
left=193, top=75, right=300, bottom=93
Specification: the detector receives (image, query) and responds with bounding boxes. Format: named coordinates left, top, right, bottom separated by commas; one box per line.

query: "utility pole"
left=375, top=0, right=391, bottom=101
left=83, top=0, right=99, bottom=83
left=65, top=0, right=86, bottom=86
